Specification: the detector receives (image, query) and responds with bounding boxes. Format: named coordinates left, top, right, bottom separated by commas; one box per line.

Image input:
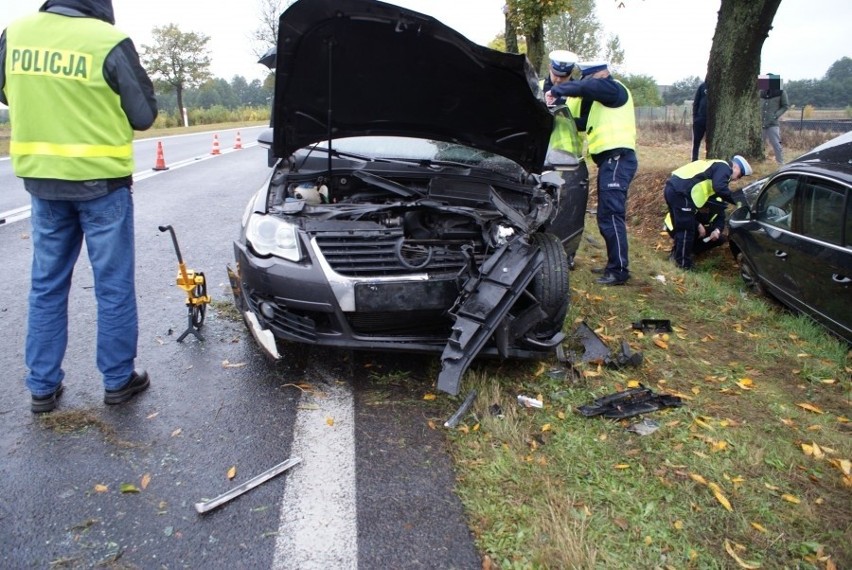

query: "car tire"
left=529, top=232, right=570, bottom=337
left=737, top=252, right=765, bottom=296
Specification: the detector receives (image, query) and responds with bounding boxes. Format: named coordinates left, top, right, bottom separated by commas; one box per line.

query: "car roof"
left=270, top=0, right=554, bottom=173
left=783, top=130, right=852, bottom=178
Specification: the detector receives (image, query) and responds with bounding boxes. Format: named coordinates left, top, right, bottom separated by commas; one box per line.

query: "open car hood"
left=272, top=0, right=553, bottom=173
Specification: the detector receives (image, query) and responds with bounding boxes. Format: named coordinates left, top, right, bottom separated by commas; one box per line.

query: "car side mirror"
left=258, top=128, right=276, bottom=167
left=544, top=148, right=579, bottom=171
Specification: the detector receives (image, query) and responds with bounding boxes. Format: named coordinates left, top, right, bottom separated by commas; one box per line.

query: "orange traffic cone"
left=233, top=131, right=243, bottom=150
left=210, top=134, right=221, bottom=155
left=152, top=141, right=169, bottom=171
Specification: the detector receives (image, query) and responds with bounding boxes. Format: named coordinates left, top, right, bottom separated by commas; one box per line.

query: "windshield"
left=316, top=136, right=528, bottom=178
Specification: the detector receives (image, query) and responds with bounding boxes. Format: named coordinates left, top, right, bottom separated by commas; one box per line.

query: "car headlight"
left=245, top=213, right=301, bottom=261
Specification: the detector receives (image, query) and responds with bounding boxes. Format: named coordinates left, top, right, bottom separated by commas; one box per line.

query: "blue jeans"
left=596, top=151, right=638, bottom=280
left=26, top=188, right=138, bottom=397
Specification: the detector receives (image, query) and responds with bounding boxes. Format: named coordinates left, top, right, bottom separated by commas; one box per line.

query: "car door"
left=750, top=174, right=805, bottom=306
left=790, top=176, right=852, bottom=340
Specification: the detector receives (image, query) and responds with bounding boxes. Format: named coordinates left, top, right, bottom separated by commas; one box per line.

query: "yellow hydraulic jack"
left=159, top=225, right=211, bottom=342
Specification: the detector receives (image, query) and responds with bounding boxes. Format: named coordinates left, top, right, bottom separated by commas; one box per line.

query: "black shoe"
left=596, top=273, right=630, bottom=286
left=104, top=370, right=150, bottom=405
left=31, top=384, right=64, bottom=414
left=590, top=266, right=607, bottom=274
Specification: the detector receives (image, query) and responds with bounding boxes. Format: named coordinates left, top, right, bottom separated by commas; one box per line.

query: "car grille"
left=314, top=230, right=487, bottom=277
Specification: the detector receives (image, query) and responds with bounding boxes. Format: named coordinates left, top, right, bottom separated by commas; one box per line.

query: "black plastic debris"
left=562, top=321, right=643, bottom=369
left=631, top=319, right=673, bottom=333
left=576, top=385, right=683, bottom=419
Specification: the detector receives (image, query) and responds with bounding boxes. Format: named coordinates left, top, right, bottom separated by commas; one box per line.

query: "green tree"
left=664, top=76, right=702, bottom=106
left=140, top=24, right=212, bottom=124
left=505, top=0, right=572, bottom=73
left=619, top=74, right=661, bottom=107
left=543, top=0, right=601, bottom=59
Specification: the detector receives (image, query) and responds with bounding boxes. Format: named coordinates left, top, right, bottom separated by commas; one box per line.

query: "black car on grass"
left=227, top=0, right=590, bottom=394
left=727, top=131, right=852, bottom=344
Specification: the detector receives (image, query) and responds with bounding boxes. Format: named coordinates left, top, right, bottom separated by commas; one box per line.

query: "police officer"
left=664, top=197, right=728, bottom=264
left=0, top=0, right=157, bottom=412
left=663, top=156, right=753, bottom=270
left=546, top=61, right=638, bottom=286
left=542, top=50, right=577, bottom=106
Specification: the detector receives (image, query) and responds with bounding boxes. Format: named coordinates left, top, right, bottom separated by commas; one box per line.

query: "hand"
left=545, top=92, right=556, bottom=106
left=697, top=224, right=706, bottom=238
left=709, top=228, right=721, bottom=241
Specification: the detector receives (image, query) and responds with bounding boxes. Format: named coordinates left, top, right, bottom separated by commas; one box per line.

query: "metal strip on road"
left=273, top=380, right=358, bottom=569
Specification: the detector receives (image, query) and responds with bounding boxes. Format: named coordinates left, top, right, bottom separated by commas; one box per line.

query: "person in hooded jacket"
left=0, top=0, right=157, bottom=413
left=663, top=155, right=753, bottom=270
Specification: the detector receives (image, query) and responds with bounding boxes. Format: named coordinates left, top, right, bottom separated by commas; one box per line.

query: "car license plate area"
left=355, top=280, right=458, bottom=311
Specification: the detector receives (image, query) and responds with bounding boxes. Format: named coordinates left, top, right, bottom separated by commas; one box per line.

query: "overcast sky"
left=3, top=0, right=849, bottom=86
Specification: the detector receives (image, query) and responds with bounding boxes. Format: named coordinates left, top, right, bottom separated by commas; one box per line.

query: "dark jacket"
left=693, top=82, right=707, bottom=122
left=0, top=0, right=157, bottom=199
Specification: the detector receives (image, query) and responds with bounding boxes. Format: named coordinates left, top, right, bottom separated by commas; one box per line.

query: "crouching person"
left=664, top=197, right=728, bottom=265
left=663, top=156, right=752, bottom=269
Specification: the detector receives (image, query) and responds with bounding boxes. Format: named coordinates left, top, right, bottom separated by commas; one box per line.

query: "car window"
left=847, top=190, right=852, bottom=248
left=755, top=176, right=797, bottom=229
left=799, top=177, right=847, bottom=246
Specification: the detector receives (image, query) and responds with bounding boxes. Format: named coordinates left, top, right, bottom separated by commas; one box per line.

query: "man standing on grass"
left=546, top=61, right=637, bottom=286
left=0, top=0, right=157, bottom=413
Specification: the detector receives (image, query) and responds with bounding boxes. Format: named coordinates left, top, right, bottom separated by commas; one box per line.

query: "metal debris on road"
left=195, top=456, right=302, bottom=514
left=444, top=389, right=477, bottom=428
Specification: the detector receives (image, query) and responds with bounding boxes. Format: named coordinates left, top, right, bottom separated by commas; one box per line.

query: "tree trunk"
left=504, top=10, right=519, bottom=53
left=175, top=84, right=185, bottom=126
left=706, top=0, right=782, bottom=161
left=525, top=21, right=545, bottom=75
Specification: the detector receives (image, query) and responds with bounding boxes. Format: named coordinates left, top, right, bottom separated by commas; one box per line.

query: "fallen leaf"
left=422, top=393, right=436, bottom=401
left=222, top=359, right=247, bottom=368
left=614, top=464, right=630, bottom=469
left=691, top=387, right=701, bottom=395
left=796, top=402, right=824, bottom=414
left=627, top=380, right=640, bottom=388
left=711, top=440, right=728, bottom=452
left=534, top=362, right=547, bottom=377
left=693, top=417, right=715, bottom=431
left=736, top=378, right=754, bottom=390
left=708, top=482, right=733, bottom=511
left=227, top=466, right=237, bottom=480
left=724, top=539, right=762, bottom=569
left=171, top=428, right=182, bottom=437
left=146, top=412, right=159, bottom=420
left=427, top=420, right=437, bottom=430
left=140, top=473, right=151, bottom=490
left=764, top=482, right=781, bottom=492
left=833, top=459, right=851, bottom=475
left=613, top=517, right=629, bottom=530
left=653, top=338, right=669, bottom=350
left=750, top=522, right=768, bottom=533
left=94, top=484, right=109, bottom=493
left=541, top=423, right=552, bottom=432
left=689, top=473, right=708, bottom=485
left=780, top=418, right=795, bottom=427
left=120, top=483, right=140, bottom=494
left=781, top=494, right=801, bottom=504
left=811, top=442, right=825, bottom=460
left=673, top=520, right=684, bottom=530
left=326, top=417, right=335, bottom=427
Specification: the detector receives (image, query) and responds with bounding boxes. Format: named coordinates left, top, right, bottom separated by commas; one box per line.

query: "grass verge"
left=442, top=131, right=850, bottom=569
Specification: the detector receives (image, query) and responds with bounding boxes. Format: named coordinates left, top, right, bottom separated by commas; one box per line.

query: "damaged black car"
left=227, top=0, right=589, bottom=394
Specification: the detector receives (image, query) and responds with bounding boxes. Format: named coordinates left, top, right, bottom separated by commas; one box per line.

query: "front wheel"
left=529, top=232, right=570, bottom=338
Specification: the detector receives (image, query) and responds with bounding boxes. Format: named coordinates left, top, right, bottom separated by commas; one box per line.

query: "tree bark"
left=504, top=10, right=519, bottom=53
left=706, top=0, right=782, bottom=161
left=526, top=21, right=546, bottom=75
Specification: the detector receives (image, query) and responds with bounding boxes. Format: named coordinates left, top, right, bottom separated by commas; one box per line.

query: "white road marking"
left=0, top=143, right=257, bottom=226
left=273, top=380, right=358, bottom=569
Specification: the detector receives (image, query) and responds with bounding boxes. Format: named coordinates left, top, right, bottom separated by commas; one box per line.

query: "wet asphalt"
left=0, top=137, right=480, bottom=568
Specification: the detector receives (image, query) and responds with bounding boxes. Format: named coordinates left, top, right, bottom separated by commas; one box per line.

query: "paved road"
left=0, top=134, right=480, bottom=568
